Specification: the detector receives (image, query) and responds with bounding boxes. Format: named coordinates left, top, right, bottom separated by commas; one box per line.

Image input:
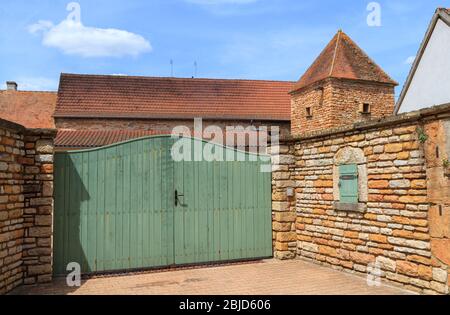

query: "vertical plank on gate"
left=87, top=151, right=97, bottom=272
left=221, top=156, right=230, bottom=261
left=199, top=150, right=208, bottom=262
left=104, top=148, right=115, bottom=270
left=53, top=154, right=64, bottom=275
left=137, top=140, right=144, bottom=268
left=213, top=160, right=221, bottom=262
left=115, top=146, right=124, bottom=270
left=81, top=152, right=89, bottom=270
left=155, top=138, right=163, bottom=265
left=142, top=140, right=149, bottom=266
left=163, top=137, right=175, bottom=266
left=96, top=149, right=105, bottom=272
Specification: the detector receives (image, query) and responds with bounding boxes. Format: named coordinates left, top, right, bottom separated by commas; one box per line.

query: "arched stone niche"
left=333, top=146, right=368, bottom=212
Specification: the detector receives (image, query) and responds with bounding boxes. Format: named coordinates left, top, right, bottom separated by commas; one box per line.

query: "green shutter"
left=339, top=164, right=358, bottom=204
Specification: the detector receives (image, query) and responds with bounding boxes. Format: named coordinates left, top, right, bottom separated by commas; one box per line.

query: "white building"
left=395, top=8, right=450, bottom=114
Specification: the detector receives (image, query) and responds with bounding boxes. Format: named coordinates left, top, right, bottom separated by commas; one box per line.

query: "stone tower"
left=290, top=30, right=398, bottom=135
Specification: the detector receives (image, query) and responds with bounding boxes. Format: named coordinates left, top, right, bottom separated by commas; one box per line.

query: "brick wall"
left=55, top=118, right=291, bottom=138
left=273, top=104, right=450, bottom=295
left=291, top=78, right=395, bottom=135
left=0, top=119, right=56, bottom=294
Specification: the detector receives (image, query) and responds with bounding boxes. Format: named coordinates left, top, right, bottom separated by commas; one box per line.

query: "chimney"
left=6, top=81, right=18, bottom=91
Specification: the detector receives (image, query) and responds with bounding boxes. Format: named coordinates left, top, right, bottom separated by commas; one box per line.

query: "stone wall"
left=273, top=104, right=450, bottom=295
left=291, top=78, right=395, bottom=135
left=424, top=117, right=450, bottom=289
left=270, top=145, right=297, bottom=259
left=0, top=118, right=56, bottom=294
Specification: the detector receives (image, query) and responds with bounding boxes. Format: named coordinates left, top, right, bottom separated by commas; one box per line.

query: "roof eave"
left=289, top=77, right=398, bottom=95
left=53, top=113, right=291, bottom=122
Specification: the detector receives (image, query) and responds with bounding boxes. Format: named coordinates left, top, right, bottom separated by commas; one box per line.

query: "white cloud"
left=28, top=19, right=152, bottom=58
left=405, top=56, right=416, bottom=65
left=186, top=0, right=259, bottom=4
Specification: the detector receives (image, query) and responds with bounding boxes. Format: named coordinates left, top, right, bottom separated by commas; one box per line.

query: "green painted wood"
left=173, top=138, right=273, bottom=265
left=53, top=136, right=272, bottom=275
left=339, top=164, right=359, bottom=204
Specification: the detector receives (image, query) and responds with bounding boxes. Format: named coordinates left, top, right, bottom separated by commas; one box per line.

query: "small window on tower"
left=317, top=87, right=324, bottom=106
left=306, top=107, right=312, bottom=118
left=361, top=103, right=371, bottom=114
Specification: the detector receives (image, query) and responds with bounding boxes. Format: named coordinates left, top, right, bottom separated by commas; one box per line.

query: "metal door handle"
left=175, top=190, right=184, bottom=206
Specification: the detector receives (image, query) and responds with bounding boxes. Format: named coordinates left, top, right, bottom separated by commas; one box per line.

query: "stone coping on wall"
left=284, top=103, right=450, bottom=142
left=0, top=118, right=27, bottom=132
left=0, top=118, right=57, bottom=136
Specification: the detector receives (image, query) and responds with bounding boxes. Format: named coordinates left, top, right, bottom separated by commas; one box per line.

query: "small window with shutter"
left=339, top=164, right=359, bottom=204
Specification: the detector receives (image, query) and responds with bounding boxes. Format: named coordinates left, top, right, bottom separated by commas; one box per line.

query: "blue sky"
left=0, top=0, right=449, bottom=96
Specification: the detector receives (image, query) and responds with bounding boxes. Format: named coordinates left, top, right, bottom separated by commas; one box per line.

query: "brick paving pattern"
left=12, top=260, right=414, bottom=295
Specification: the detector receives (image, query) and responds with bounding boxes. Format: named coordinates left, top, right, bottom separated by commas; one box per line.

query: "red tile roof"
left=0, top=90, right=57, bottom=129
left=55, top=74, right=293, bottom=121
left=55, top=129, right=167, bottom=148
left=292, top=30, right=398, bottom=93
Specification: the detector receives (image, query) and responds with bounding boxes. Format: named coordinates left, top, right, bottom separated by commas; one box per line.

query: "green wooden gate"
left=53, top=136, right=272, bottom=275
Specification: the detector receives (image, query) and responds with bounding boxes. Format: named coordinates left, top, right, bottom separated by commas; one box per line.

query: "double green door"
left=53, top=136, right=272, bottom=275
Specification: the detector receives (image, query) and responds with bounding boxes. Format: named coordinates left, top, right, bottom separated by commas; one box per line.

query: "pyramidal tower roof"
left=291, top=30, right=398, bottom=93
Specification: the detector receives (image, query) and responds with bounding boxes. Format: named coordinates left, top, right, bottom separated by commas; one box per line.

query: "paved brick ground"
left=12, top=259, right=414, bottom=295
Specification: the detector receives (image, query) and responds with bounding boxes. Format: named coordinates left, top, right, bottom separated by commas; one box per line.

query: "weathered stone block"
left=35, top=215, right=52, bottom=227
left=432, top=268, right=448, bottom=283
left=389, top=179, right=410, bottom=189
left=42, top=181, right=53, bottom=197
left=28, top=227, right=51, bottom=238
left=30, top=198, right=53, bottom=207
left=274, top=251, right=295, bottom=260
left=36, top=155, right=53, bottom=163
left=376, top=256, right=396, bottom=272
left=350, top=252, right=375, bottom=265
left=27, top=264, right=51, bottom=276
left=273, top=212, right=296, bottom=223
left=385, top=143, right=403, bottom=153
left=396, top=260, right=419, bottom=276
left=276, top=232, right=297, bottom=242
left=272, top=222, right=292, bottom=232
left=36, top=140, right=54, bottom=154
left=272, top=202, right=290, bottom=212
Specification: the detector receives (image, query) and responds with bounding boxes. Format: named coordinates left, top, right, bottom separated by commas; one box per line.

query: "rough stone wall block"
left=279, top=105, right=450, bottom=295
left=0, top=118, right=56, bottom=294
left=271, top=144, right=297, bottom=260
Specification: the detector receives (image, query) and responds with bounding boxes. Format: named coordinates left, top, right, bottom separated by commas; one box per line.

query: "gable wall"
left=400, top=19, right=450, bottom=113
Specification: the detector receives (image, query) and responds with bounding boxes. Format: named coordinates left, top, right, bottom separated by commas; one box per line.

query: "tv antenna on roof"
left=193, top=61, right=198, bottom=78
left=170, top=59, right=174, bottom=77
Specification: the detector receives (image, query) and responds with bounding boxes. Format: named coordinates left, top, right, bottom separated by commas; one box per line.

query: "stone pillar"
left=21, top=131, right=56, bottom=285
left=424, top=119, right=450, bottom=294
left=270, top=143, right=297, bottom=260
left=0, top=121, right=26, bottom=294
